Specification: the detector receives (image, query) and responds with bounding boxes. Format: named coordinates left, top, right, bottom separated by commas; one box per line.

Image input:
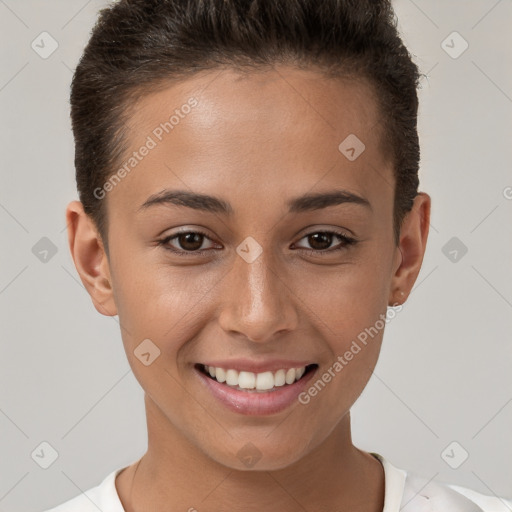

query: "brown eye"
left=176, top=232, right=205, bottom=251
left=158, top=230, right=217, bottom=256
left=293, top=230, right=357, bottom=257
left=306, top=232, right=335, bottom=251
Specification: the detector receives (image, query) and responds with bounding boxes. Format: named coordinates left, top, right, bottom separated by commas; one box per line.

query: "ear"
left=388, top=192, right=431, bottom=306
left=65, top=200, right=117, bottom=316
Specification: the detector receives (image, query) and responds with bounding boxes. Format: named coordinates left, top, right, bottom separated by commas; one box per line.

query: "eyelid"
left=295, top=223, right=356, bottom=239
left=157, top=226, right=358, bottom=256
left=158, top=228, right=219, bottom=255
left=293, top=229, right=356, bottom=251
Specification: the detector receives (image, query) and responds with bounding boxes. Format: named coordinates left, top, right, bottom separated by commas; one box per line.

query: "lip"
left=200, top=359, right=314, bottom=373
left=195, top=363, right=318, bottom=416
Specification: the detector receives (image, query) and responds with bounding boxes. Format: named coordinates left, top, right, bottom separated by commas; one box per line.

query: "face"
left=68, top=65, right=428, bottom=471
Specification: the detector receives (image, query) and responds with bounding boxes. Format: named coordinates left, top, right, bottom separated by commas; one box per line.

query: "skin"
left=66, top=64, right=430, bottom=512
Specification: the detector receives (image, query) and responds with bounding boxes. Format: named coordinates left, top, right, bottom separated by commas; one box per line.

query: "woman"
left=45, top=0, right=511, bottom=510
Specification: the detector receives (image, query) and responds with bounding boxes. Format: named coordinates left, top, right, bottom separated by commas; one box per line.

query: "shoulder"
left=41, top=468, right=126, bottom=512
left=372, top=452, right=512, bottom=512
left=402, top=471, right=512, bottom=512
left=447, top=483, right=512, bottom=512
left=43, top=492, right=101, bottom=512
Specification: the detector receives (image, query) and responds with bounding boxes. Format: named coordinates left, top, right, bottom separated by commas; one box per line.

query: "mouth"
left=195, top=361, right=318, bottom=415
left=196, top=363, right=318, bottom=393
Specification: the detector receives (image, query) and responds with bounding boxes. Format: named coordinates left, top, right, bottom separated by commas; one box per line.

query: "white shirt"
left=43, top=452, right=512, bottom=511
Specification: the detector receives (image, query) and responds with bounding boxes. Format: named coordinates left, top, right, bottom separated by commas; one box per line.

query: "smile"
left=200, top=364, right=316, bottom=392
left=195, top=363, right=319, bottom=415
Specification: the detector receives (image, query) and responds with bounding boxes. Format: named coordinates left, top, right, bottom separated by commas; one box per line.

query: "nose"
left=217, top=246, right=299, bottom=343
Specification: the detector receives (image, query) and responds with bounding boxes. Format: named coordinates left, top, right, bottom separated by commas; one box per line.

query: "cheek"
left=295, top=259, right=389, bottom=399
left=109, top=249, right=219, bottom=353
left=296, top=260, right=389, bottom=334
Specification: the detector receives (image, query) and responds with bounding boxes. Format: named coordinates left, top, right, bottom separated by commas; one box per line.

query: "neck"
left=117, top=395, right=385, bottom=512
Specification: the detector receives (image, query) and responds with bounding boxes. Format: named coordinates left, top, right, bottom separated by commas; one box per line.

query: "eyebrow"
left=138, top=188, right=372, bottom=215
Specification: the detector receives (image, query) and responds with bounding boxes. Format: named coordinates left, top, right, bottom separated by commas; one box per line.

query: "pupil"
left=309, top=232, right=331, bottom=250
left=180, top=232, right=203, bottom=251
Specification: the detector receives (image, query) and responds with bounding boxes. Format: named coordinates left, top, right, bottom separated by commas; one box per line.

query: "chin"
left=203, top=436, right=311, bottom=472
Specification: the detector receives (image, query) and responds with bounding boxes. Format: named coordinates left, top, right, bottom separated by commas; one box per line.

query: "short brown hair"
left=70, top=0, right=421, bottom=252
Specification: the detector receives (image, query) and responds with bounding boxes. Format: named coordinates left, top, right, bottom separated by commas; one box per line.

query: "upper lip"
left=199, top=359, right=316, bottom=373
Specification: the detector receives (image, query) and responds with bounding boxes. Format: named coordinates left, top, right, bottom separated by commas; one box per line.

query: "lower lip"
left=196, top=366, right=318, bottom=416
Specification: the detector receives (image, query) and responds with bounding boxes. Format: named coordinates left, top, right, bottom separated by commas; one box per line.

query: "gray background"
left=1, top=1, right=511, bottom=511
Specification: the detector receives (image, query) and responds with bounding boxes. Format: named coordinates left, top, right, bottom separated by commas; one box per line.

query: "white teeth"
left=285, top=368, right=296, bottom=385
left=255, top=371, right=274, bottom=390
left=215, top=367, right=226, bottom=383
left=238, top=371, right=256, bottom=389
left=202, top=364, right=310, bottom=390
left=274, top=369, right=286, bottom=387
left=226, top=369, right=239, bottom=386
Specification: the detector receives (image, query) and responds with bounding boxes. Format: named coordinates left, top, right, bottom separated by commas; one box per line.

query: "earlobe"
left=66, top=200, right=118, bottom=317
left=388, top=192, right=431, bottom=307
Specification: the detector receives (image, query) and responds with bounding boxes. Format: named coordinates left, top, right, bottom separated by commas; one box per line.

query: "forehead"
left=109, top=65, right=394, bottom=220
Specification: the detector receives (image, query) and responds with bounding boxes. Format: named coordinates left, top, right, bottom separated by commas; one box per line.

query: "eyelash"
left=157, top=229, right=357, bottom=257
